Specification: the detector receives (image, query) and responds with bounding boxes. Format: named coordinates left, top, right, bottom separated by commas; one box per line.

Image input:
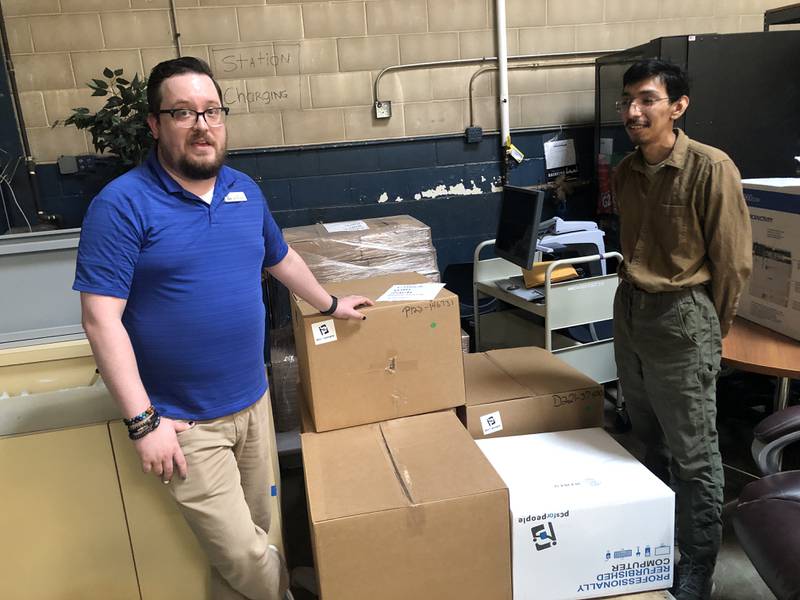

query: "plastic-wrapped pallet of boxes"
left=282, top=215, right=440, bottom=283
left=270, top=216, right=443, bottom=431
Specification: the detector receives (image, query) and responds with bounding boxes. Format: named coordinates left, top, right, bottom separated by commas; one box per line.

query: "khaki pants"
left=614, top=281, right=724, bottom=569
left=169, top=392, right=285, bottom=600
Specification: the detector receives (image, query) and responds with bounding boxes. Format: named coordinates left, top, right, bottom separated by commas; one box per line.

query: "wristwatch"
left=320, top=295, right=338, bottom=316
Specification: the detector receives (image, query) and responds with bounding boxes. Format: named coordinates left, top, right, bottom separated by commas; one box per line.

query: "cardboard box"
left=740, top=178, right=800, bottom=341
left=291, top=272, right=465, bottom=432
left=283, top=215, right=440, bottom=283
left=302, top=411, right=512, bottom=600
left=460, top=347, right=604, bottom=439
left=477, top=428, right=675, bottom=600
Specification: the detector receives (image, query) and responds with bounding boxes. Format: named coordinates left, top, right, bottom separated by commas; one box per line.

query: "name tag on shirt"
left=224, top=191, right=248, bottom=203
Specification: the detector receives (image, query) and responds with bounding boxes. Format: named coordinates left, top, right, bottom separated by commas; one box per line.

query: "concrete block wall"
left=1, top=0, right=790, bottom=162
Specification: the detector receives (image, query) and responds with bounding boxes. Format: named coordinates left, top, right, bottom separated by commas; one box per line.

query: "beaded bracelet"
left=123, top=406, right=155, bottom=427
left=128, top=414, right=156, bottom=433
left=129, top=414, right=161, bottom=441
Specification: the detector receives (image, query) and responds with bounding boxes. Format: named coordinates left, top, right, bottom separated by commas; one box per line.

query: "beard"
left=160, top=132, right=227, bottom=181
left=177, top=150, right=225, bottom=180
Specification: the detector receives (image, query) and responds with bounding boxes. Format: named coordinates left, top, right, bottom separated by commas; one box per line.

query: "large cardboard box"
left=740, top=178, right=800, bottom=341
left=460, top=347, right=604, bottom=439
left=291, top=272, right=465, bottom=432
left=477, top=428, right=675, bottom=600
left=302, top=411, right=512, bottom=600
left=283, top=215, right=440, bottom=283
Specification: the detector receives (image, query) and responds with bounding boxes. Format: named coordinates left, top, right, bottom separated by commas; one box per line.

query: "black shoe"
left=671, top=559, right=714, bottom=600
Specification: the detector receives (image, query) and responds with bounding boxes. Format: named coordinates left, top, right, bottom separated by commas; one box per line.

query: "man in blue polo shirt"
left=74, top=57, right=372, bottom=600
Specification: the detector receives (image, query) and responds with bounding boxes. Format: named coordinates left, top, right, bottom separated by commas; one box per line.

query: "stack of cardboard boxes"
left=292, top=271, right=674, bottom=600
left=271, top=216, right=446, bottom=432
left=294, top=272, right=512, bottom=600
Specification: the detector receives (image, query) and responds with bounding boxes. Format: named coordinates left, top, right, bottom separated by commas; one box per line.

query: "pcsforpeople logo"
left=531, top=522, right=557, bottom=551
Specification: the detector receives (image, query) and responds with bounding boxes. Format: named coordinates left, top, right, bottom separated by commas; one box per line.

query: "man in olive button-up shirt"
left=611, top=60, right=752, bottom=600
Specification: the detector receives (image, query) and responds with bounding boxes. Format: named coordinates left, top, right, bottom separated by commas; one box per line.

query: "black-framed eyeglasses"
left=614, top=97, right=670, bottom=113
left=157, top=106, right=230, bottom=128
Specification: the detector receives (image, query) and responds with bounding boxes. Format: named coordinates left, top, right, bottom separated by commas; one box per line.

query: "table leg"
left=774, top=377, right=791, bottom=413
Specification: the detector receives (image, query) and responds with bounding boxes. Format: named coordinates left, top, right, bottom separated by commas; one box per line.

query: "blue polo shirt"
left=74, top=151, right=288, bottom=420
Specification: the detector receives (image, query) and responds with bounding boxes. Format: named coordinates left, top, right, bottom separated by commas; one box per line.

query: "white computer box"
left=477, top=428, right=674, bottom=600
left=740, top=178, right=800, bottom=341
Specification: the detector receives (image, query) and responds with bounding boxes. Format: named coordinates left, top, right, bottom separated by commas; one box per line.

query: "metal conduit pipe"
left=168, top=0, right=183, bottom=57
left=372, top=50, right=621, bottom=108
left=467, top=58, right=600, bottom=128
left=495, top=0, right=510, bottom=150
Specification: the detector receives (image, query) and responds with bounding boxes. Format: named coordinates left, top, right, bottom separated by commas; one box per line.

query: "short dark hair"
left=622, top=59, right=689, bottom=102
left=147, top=56, right=223, bottom=114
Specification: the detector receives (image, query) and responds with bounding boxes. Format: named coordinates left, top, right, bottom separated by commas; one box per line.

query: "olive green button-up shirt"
left=613, top=129, right=752, bottom=336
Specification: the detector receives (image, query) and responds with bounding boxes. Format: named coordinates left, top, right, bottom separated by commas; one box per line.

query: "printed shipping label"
left=377, top=283, right=446, bottom=302
left=311, top=319, right=337, bottom=345
left=480, top=411, right=504, bottom=435
left=323, top=220, right=369, bottom=233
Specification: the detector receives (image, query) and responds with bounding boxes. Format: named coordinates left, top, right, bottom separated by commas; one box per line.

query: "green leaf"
left=117, top=78, right=130, bottom=86
left=103, top=67, right=114, bottom=78
left=114, top=68, right=123, bottom=76
left=91, top=88, right=107, bottom=96
left=92, top=78, right=109, bottom=89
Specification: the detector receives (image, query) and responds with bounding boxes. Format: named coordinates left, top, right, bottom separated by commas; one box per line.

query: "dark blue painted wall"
left=32, top=125, right=597, bottom=278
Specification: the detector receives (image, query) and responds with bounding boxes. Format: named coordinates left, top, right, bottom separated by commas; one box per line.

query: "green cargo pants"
left=613, top=280, right=723, bottom=569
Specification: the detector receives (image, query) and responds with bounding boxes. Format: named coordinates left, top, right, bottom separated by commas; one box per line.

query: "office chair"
left=732, top=406, right=800, bottom=600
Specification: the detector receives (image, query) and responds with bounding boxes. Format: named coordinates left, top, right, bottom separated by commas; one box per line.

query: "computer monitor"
left=494, top=185, right=545, bottom=270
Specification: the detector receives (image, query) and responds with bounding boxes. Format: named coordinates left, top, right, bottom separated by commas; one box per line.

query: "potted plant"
left=57, top=67, right=152, bottom=168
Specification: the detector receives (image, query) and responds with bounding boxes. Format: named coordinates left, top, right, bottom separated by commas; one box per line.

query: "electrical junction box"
left=374, top=100, right=392, bottom=119
left=465, top=126, right=483, bottom=144
left=57, top=154, right=97, bottom=175
left=56, top=155, right=78, bottom=175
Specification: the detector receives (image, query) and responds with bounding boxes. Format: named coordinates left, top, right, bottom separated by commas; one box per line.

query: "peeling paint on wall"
left=377, top=177, right=503, bottom=204
left=414, top=179, right=485, bottom=200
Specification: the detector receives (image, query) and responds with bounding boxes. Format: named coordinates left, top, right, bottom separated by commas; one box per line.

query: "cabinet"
left=0, top=425, right=140, bottom=599
left=1, top=342, right=284, bottom=600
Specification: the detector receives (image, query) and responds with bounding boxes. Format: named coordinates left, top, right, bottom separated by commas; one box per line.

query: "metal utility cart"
left=473, top=240, right=622, bottom=385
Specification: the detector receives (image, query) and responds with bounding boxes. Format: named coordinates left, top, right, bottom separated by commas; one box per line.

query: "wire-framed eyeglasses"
left=158, top=106, right=230, bottom=128
left=614, top=97, right=671, bottom=113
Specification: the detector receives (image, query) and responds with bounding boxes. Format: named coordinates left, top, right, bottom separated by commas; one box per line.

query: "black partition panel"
left=595, top=31, right=800, bottom=180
